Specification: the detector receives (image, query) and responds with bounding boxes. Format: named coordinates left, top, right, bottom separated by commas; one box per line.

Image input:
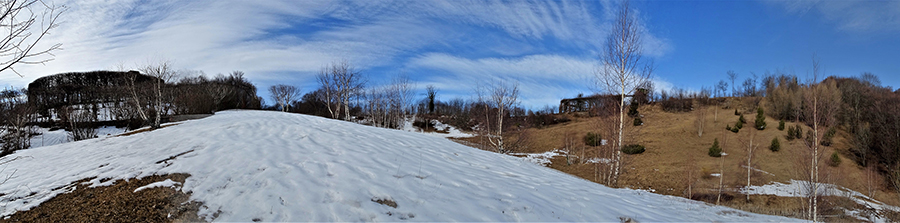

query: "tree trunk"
left=747, top=135, right=753, bottom=202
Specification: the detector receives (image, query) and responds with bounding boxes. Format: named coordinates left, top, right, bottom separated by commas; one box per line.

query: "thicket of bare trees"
left=62, top=106, right=97, bottom=141
left=594, top=0, right=652, bottom=187
left=364, top=75, right=414, bottom=129
left=317, top=60, right=365, bottom=121
left=0, top=88, right=36, bottom=155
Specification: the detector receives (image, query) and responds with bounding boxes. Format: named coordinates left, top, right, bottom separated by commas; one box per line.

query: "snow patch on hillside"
left=400, top=118, right=473, bottom=138
left=0, top=110, right=798, bottom=222
left=133, top=179, right=181, bottom=193
left=28, top=126, right=126, bottom=149
left=743, top=180, right=900, bottom=221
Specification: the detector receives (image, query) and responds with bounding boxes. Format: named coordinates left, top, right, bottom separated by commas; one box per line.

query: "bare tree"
left=316, top=67, right=338, bottom=119
left=742, top=123, right=759, bottom=202
left=317, top=60, right=364, bottom=120
left=389, top=74, right=414, bottom=127
left=715, top=80, right=728, bottom=121
left=695, top=100, right=706, bottom=137
left=716, top=80, right=727, bottom=99
left=269, top=84, right=301, bottom=112
left=129, top=61, right=177, bottom=129
left=728, top=70, right=738, bottom=97
left=800, top=56, right=841, bottom=221
left=594, top=0, right=653, bottom=186
left=717, top=131, right=728, bottom=205
left=0, top=0, right=65, bottom=76
left=476, top=81, right=520, bottom=154
left=63, top=106, right=97, bottom=141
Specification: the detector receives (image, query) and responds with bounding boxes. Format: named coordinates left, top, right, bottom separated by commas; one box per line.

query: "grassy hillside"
left=474, top=99, right=899, bottom=221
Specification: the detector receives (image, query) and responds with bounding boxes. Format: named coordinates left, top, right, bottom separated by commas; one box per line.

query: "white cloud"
left=768, top=0, right=900, bottom=32
left=408, top=53, right=596, bottom=108
left=0, top=0, right=672, bottom=108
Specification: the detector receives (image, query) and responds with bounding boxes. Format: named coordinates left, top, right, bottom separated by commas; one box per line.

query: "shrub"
left=708, top=138, right=722, bottom=157
left=820, top=127, right=836, bottom=146
left=627, top=102, right=639, bottom=117
left=730, top=125, right=740, bottom=133
left=785, top=126, right=795, bottom=140
left=583, top=132, right=603, bottom=147
left=829, top=151, right=841, bottom=167
left=622, top=144, right=645, bottom=154
left=754, top=107, right=766, bottom=130
left=734, top=109, right=740, bottom=116
left=794, top=124, right=803, bottom=139
left=734, top=119, right=743, bottom=130
left=739, top=114, right=747, bottom=124
left=633, top=117, right=643, bottom=126
left=769, top=137, right=780, bottom=152
left=726, top=124, right=732, bottom=131
left=777, top=120, right=785, bottom=131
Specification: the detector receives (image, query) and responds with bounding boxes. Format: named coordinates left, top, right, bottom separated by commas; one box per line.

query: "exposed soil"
left=1, top=174, right=202, bottom=223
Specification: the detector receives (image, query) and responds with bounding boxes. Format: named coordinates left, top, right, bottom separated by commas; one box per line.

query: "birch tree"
left=476, top=81, right=519, bottom=154
left=129, top=61, right=177, bottom=129
left=317, top=60, right=364, bottom=120
left=594, top=0, right=652, bottom=186
left=799, top=57, right=841, bottom=222
left=743, top=123, right=759, bottom=202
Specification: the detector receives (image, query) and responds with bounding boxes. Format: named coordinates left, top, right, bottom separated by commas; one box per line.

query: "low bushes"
left=829, top=151, right=842, bottom=167
left=583, top=132, right=602, bottom=147
left=622, top=144, right=645, bottom=154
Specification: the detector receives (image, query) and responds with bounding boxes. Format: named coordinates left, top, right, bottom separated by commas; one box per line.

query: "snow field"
left=0, top=110, right=799, bottom=222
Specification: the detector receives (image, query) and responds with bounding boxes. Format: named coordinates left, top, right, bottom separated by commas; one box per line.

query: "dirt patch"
left=118, top=123, right=181, bottom=137
left=1, top=173, right=203, bottom=223
left=371, top=197, right=397, bottom=208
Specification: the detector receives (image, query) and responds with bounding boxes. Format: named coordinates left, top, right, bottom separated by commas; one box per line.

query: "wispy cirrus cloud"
left=2, top=0, right=672, bottom=108
left=767, top=0, right=900, bottom=32
left=407, top=53, right=597, bottom=108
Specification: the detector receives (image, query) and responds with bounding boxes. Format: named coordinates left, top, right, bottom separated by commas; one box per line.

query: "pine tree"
left=709, top=138, right=722, bottom=157
left=770, top=137, right=780, bottom=152
left=755, top=107, right=766, bottom=130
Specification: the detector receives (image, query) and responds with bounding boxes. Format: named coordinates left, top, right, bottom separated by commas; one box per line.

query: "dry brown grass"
left=458, top=99, right=900, bottom=220
left=0, top=174, right=202, bottom=223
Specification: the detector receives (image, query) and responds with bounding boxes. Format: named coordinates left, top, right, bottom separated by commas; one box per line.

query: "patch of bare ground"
left=118, top=123, right=181, bottom=137
left=1, top=174, right=202, bottom=223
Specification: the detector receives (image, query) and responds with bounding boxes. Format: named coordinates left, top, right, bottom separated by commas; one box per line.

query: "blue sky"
left=0, top=0, right=897, bottom=109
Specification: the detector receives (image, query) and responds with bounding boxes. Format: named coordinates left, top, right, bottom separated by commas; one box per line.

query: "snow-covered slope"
left=0, top=110, right=799, bottom=222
